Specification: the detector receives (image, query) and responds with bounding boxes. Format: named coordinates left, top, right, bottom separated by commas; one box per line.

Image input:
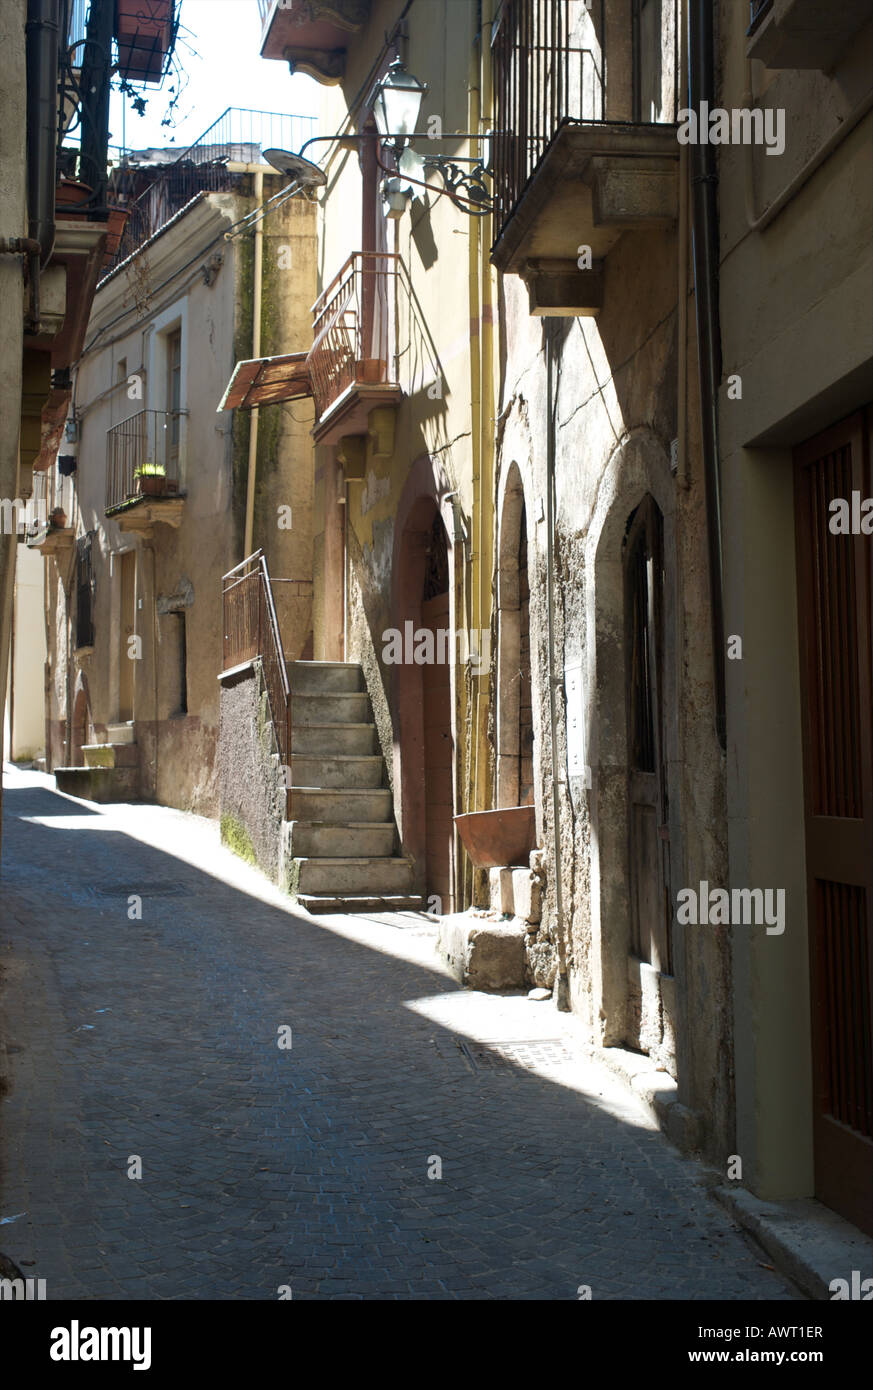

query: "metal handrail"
left=221, top=550, right=292, bottom=803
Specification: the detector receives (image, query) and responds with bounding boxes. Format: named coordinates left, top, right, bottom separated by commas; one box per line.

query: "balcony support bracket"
left=522, top=258, right=604, bottom=318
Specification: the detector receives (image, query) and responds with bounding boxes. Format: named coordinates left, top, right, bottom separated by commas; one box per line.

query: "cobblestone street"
left=0, top=767, right=796, bottom=1301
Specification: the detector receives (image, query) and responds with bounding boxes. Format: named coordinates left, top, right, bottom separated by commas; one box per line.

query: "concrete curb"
left=710, top=1184, right=873, bottom=1301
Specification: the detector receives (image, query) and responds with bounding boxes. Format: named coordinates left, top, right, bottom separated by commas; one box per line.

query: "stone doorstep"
left=438, top=912, right=527, bottom=992
left=708, top=1184, right=873, bottom=1302
left=596, top=1044, right=701, bottom=1153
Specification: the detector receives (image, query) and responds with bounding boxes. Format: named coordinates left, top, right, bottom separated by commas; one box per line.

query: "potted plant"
left=133, top=462, right=178, bottom=497
left=134, top=462, right=167, bottom=497
left=50, top=506, right=67, bottom=529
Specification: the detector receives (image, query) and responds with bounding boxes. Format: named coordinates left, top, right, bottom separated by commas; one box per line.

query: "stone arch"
left=584, top=430, right=683, bottom=1074
left=495, top=460, right=534, bottom=810
left=70, top=675, right=91, bottom=766
left=390, top=455, right=460, bottom=910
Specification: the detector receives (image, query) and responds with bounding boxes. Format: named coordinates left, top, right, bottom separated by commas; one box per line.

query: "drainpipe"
left=243, top=168, right=264, bottom=560
left=545, top=321, right=569, bottom=1010
left=688, top=0, right=726, bottom=749
left=24, top=0, right=59, bottom=329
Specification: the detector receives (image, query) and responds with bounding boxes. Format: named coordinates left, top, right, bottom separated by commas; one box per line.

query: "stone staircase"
left=54, top=721, right=138, bottom=802
left=284, top=661, right=419, bottom=912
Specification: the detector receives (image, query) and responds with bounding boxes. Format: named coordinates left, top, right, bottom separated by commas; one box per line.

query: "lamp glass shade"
left=372, top=57, right=427, bottom=143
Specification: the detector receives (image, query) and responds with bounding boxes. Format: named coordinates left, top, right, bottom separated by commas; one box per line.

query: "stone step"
left=292, top=691, right=370, bottom=725
left=287, top=821, right=395, bottom=858
left=291, top=754, right=383, bottom=789
left=54, top=765, right=138, bottom=803
left=292, top=722, right=377, bottom=755
left=288, top=660, right=363, bottom=694
left=83, top=742, right=138, bottom=769
left=294, top=856, right=414, bottom=895
left=297, top=894, right=424, bottom=915
left=105, top=721, right=135, bottom=744
left=288, top=787, right=392, bottom=824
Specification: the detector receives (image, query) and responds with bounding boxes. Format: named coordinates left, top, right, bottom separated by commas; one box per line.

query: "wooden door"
left=119, top=549, right=136, bottom=721
left=421, top=515, right=453, bottom=912
left=624, top=494, right=672, bottom=974
left=794, top=409, right=873, bottom=1236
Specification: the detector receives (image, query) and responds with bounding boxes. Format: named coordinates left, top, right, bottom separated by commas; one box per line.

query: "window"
left=75, top=532, right=94, bottom=649
left=166, top=327, right=182, bottom=468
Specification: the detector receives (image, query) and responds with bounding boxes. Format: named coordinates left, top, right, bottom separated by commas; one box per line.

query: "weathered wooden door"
left=794, top=409, right=873, bottom=1236
left=624, top=494, right=672, bottom=974
left=421, top=515, right=453, bottom=913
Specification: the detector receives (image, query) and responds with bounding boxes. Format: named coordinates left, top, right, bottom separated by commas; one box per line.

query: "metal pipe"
left=688, top=0, right=726, bottom=749
left=243, top=169, right=264, bottom=560
left=546, top=320, right=570, bottom=1010
left=25, top=0, right=59, bottom=265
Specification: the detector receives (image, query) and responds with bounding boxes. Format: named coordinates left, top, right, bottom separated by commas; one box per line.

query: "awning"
left=217, top=351, right=312, bottom=411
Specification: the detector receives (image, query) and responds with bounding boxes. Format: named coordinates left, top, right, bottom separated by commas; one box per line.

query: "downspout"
left=546, top=321, right=569, bottom=1010
left=688, top=0, right=726, bottom=748
left=25, top=0, right=60, bottom=328
left=244, top=168, right=264, bottom=560
left=466, top=24, right=483, bottom=906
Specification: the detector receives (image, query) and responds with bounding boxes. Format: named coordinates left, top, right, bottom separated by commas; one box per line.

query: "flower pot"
left=136, top=474, right=166, bottom=497
left=50, top=507, right=67, bottom=529
left=103, top=206, right=130, bottom=263
left=115, top=0, right=174, bottom=83
left=453, top=806, right=537, bottom=868
left=56, top=178, right=94, bottom=220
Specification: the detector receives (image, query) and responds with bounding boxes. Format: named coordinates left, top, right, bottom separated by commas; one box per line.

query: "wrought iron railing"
left=100, top=107, right=318, bottom=277
left=491, top=0, right=678, bottom=239
left=222, top=550, right=292, bottom=800
left=309, top=252, right=401, bottom=419
left=105, top=409, right=182, bottom=514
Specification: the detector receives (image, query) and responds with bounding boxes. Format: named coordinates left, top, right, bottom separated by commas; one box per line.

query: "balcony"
left=308, top=252, right=403, bottom=445
left=490, top=0, right=680, bottom=316
left=25, top=462, right=77, bottom=560
left=105, top=409, right=184, bottom=534
left=258, top=0, right=371, bottom=84
left=114, top=0, right=179, bottom=85
left=746, top=0, right=872, bottom=70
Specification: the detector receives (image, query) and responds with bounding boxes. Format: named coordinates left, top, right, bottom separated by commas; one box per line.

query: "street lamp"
left=370, top=56, right=428, bottom=158
left=368, top=56, right=494, bottom=216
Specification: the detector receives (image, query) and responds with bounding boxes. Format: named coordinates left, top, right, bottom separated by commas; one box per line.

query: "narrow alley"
left=0, top=768, right=795, bottom=1301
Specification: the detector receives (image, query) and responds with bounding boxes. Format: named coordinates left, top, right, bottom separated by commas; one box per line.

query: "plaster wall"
left=495, top=212, right=729, bottom=1156
left=717, top=3, right=873, bottom=1200
left=6, top=543, right=47, bottom=760
left=44, top=179, right=317, bottom=814
left=309, top=0, right=482, bottom=889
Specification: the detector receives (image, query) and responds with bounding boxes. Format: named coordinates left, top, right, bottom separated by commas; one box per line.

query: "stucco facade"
left=42, top=169, right=317, bottom=815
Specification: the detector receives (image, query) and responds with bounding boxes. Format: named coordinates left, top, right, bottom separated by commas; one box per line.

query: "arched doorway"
left=496, top=463, right=534, bottom=808
left=71, top=686, right=89, bottom=766
left=610, top=489, right=677, bottom=1073
left=391, top=462, right=458, bottom=913
left=421, top=514, right=453, bottom=909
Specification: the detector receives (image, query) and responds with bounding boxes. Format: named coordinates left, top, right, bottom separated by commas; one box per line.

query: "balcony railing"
left=491, top=0, right=678, bottom=240
left=222, top=550, right=292, bottom=804
left=105, top=409, right=182, bottom=515
left=101, top=108, right=318, bottom=278
left=308, top=252, right=401, bottom=420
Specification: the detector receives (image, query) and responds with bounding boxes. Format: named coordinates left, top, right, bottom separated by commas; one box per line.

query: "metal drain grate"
left=91, top=882, right=190, bottom=897
left=456, top=1038, right=576, bottom=1074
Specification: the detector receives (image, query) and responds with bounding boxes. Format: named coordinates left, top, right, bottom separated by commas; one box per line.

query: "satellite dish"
left=262, top=149, right=327, bottom=187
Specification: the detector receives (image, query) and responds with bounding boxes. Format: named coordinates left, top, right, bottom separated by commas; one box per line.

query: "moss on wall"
left=220, top=811, right=257, bottom=865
